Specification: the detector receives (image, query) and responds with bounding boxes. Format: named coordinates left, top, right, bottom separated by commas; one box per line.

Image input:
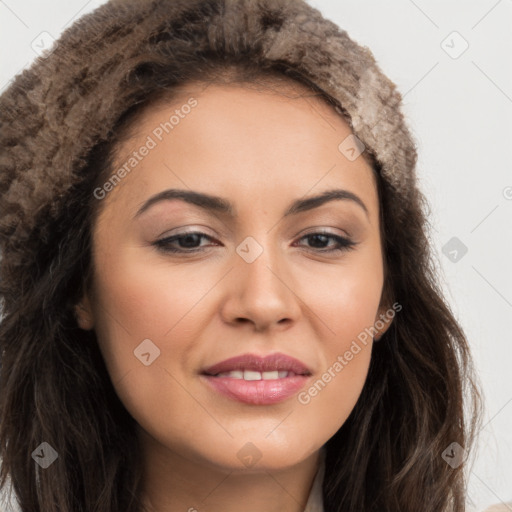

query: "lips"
left=200, top=352, right=312, bottom=405
left=201, top=352, right=312, bottom=377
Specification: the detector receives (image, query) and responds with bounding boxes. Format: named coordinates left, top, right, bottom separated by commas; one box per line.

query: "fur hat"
left=0, top=0, right=418, bottom=300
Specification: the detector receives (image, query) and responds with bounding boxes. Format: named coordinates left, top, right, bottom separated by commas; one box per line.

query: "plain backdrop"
left=1, top=1, right=511, bottom=511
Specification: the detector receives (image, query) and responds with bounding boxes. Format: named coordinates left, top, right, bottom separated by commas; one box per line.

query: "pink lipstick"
left=200, top=352, right=312, bottom=405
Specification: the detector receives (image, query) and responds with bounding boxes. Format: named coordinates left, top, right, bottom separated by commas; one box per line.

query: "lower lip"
left=200, top=374, right=310, bottom=405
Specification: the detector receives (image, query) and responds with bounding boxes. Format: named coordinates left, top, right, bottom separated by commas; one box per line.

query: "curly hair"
left=0, top=0, right=481, bottom=511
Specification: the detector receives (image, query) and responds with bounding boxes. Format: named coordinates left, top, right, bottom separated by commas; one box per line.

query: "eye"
left=294, top=231, right=356, bottom=253
left=152, top=230, right=356, bottom=255
left=153, top=231, right=217, bottom=253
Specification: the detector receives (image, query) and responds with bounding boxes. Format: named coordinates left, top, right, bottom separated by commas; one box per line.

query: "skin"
left=76, top=80, right=393, bottom=512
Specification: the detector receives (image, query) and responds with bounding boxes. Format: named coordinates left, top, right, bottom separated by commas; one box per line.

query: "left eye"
left=153, top=231, right=356, bottom=254
left=294, top=232, right=356, bottom=252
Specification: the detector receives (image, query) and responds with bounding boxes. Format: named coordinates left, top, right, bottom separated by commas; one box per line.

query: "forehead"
left=98, top=82, right=378, bottom=223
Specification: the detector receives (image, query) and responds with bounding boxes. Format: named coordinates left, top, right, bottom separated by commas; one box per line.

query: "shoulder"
left=481, top=503, right=512, bottom=511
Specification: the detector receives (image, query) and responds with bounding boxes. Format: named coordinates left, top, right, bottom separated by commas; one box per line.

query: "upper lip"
left=201, top=352, right=312, bottom=376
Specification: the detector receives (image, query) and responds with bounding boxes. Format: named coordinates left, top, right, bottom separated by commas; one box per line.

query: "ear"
left=373, top=303, right=395, bottom=341
left=74, top=292, right=95, bottom=331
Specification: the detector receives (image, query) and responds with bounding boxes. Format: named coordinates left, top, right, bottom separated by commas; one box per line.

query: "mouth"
left=200, top=352, right=312, bottom=405
left=201, top=351, right=312, bottom=376
left=205, top=369, right=304, bottom=380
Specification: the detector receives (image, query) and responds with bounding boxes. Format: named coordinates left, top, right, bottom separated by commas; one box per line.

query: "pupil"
left=309, top=234, right=328, bottom=248
left=181, top=234, right=200, bottom=247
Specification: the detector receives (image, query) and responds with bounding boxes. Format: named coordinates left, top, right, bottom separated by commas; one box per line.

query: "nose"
left=219, top=241, right=302, bottom=333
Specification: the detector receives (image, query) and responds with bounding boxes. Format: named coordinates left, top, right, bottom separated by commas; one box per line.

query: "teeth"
left=215, top=370, right=292, bottom=380
left=244, top=370, right=261, bottom=381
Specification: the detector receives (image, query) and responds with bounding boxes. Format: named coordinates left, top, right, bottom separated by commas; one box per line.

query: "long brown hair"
left=0, top=1, right=482, bottom=511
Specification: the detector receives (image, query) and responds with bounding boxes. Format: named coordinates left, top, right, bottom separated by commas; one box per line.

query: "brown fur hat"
left=0, top=0, right=417, bottom=301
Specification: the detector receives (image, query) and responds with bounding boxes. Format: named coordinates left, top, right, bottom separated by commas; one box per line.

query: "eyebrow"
left=133, top=187, right=369, bottom=220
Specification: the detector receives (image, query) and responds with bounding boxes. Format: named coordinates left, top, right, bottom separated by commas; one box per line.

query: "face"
left=77, top=81, right=392, bottom=473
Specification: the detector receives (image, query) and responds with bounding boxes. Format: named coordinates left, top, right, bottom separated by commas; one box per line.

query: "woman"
left=0, top=0, right=482, bottom=511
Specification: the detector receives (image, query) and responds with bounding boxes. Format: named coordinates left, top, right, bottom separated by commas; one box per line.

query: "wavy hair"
left=0, top=0, right=482, bottom=511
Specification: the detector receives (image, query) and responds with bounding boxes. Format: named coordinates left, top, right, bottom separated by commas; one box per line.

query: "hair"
left=0, top=0, right=482, bottom=511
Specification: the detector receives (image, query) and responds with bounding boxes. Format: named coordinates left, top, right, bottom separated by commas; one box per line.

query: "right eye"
left=153, top=231, right=220, bottom=254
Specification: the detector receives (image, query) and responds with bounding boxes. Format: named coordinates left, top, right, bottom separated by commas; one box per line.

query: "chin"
left=189, top=437, right=320, bottom=474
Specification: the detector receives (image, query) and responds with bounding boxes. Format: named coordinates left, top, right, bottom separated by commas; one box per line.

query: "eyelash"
left=152, top=230, right=357, bottom=255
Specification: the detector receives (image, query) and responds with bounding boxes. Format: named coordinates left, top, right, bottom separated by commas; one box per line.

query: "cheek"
left=294, top=250, right=383, bottom=427
left=89, top=249, right=215, bottom=446
left=308, top=270, right=382, bottom=335
left=297, top=346, right=372, bottom=444
left=89, top=245, right=210, bottom=386
left=301, top=243, right=384, bottom=345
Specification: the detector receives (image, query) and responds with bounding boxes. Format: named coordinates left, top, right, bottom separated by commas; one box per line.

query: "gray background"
left=1, top=1, right=511, bottom=511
